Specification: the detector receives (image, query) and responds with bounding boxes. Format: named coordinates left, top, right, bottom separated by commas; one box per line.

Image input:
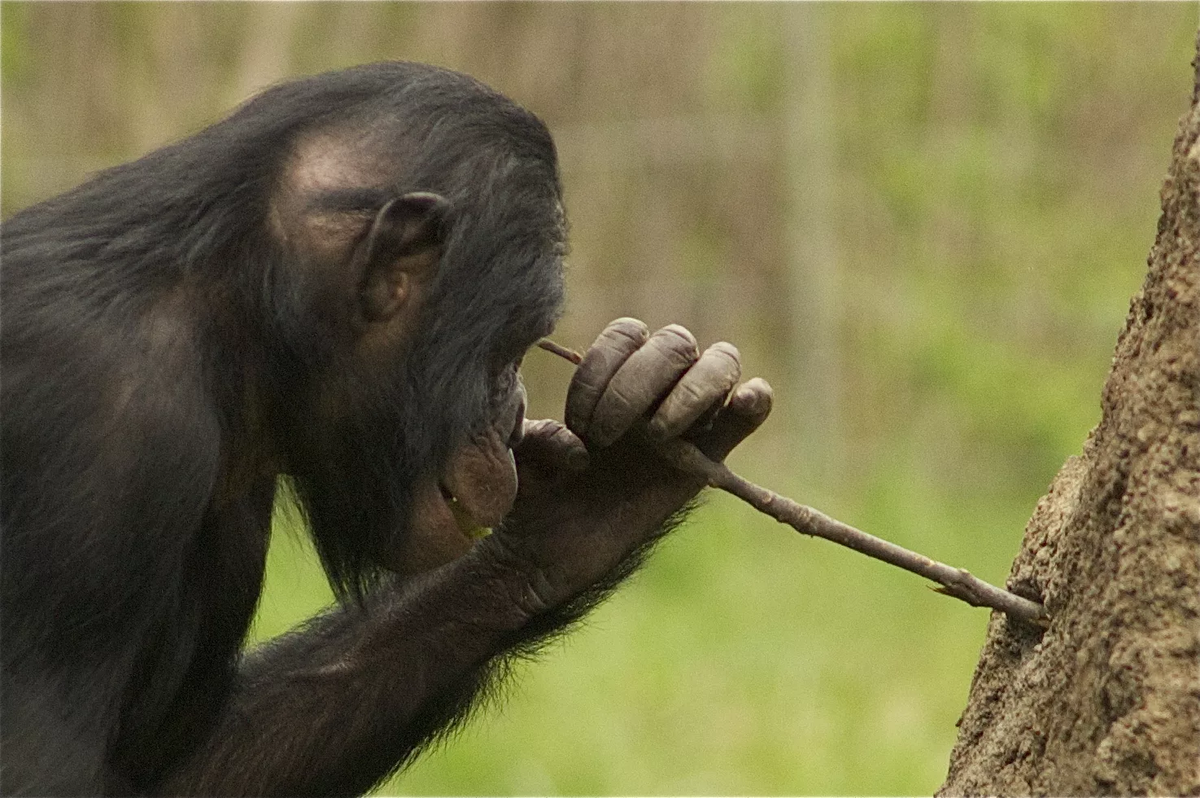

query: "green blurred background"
left=2, top=4, right=1195, bottom=794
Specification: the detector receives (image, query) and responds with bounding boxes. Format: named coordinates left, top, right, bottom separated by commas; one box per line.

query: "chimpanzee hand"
left=480, top=318, right=772, bottom=618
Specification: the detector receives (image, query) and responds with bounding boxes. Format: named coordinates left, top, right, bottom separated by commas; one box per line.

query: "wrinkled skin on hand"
left=479, top=317, right=773, bottom=617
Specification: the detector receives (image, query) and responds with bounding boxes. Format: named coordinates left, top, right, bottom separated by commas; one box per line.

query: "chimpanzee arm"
left=157, top=552, right=535, bottom=798
left=158, top=320, right=771, bottom=798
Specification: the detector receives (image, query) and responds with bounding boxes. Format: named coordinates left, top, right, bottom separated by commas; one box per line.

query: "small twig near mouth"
left=534, top=336, right=1049, bottom=628
left=536, top=337, right=584, bottom=365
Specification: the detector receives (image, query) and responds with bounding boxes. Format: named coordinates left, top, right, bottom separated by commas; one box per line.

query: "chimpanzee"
left=0, top=62, right=772, bottom=796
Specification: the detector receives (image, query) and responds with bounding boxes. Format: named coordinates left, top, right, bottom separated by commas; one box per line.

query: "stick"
left=536, top=338, right=1049, bottom=627
left=535, top=338, right=582, bottom=364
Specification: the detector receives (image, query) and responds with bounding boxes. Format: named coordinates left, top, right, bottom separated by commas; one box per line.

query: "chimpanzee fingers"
left=646, top=341, right=741, bottom=442
left=586, top=325, right=700, bottom=449
left=515, top=418, right=590, bottom=472
left=564, top=318, right=649, bottom=439
left=699, top=377, right=774, bottom=462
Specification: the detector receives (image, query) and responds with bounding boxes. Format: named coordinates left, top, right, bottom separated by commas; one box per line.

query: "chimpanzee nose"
left=506, top=380, right=528, bottom=449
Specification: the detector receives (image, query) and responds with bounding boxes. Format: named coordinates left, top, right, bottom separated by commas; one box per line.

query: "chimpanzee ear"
left=358, top=191, right=450, bottom=324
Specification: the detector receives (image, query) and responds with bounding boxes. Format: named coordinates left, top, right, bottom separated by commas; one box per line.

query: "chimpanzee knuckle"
left=515, top=418, right=589, bottom=472
left=565, top=320, right=649, bottom=436
left=582, top=320, right=650, bottom=373
left=585, top=327, right=701, bottom=447
left=647, top=388, right=703, bottom=441
left=677, top=378, right=711, bottom=403
left=521, top=417, right=559, bottom=439
left=564, top=381, right=609, bottom=439
left=651, top=324, right=700, bottom=366
left=698, top=343, right=742, bottom=388
left=707, top=341, right=742, bottom=369
left=647, top=343, right=741, bottom=440
left=604, top=317, right=651, bottom=345
left=586, top=383, right=642, bottom=449
left=520, top=418, right=571, bottom=453
left=544, top=426, right=590, bottom=471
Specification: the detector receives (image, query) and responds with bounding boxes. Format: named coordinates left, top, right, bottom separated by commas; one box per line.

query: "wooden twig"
left=536, top=337, right=1050, bottom=627
left=535, top=338, right=583, bottom=364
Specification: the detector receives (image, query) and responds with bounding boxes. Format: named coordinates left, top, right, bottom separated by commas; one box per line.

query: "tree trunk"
left=939, top=32, right=1200, bottom=797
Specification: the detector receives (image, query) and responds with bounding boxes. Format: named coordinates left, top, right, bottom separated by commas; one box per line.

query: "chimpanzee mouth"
left=439, top=484, right=493, bottom=540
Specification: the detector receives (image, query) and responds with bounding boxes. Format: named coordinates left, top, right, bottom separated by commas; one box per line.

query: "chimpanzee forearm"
left=157, top=549, right=537, bottom=798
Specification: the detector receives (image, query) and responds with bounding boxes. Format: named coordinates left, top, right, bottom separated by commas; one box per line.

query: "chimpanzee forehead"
left=271, top=117, right=562, bottom=247
left=284, top=131, right=399, bottom=205
left=276, top=124, right=547, bottom=214
left=268, top=129, right=407, bottom=255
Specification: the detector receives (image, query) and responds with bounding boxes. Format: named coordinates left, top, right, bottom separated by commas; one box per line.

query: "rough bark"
left=939, top=33, right=1200, bottom=797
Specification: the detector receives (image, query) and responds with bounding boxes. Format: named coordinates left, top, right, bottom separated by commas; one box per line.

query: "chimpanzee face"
left=267, top=113, right=564, bottom=580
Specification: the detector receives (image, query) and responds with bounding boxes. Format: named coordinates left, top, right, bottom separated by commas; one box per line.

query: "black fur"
left=1, top=63, right=599, bottom=796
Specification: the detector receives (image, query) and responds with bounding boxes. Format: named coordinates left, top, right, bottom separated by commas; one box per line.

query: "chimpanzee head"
left=228, top=63, right=566, bottom=592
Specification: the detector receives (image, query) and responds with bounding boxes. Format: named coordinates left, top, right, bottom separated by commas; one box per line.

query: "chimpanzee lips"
left=382, top=431, right=519, bottom=577
left=438, top=430, right=519, bottom=534
left=439, top=484, right=493, bottom=540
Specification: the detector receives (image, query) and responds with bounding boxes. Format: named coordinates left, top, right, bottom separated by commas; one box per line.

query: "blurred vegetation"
left=2, top=4, right=1195, bottom=795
